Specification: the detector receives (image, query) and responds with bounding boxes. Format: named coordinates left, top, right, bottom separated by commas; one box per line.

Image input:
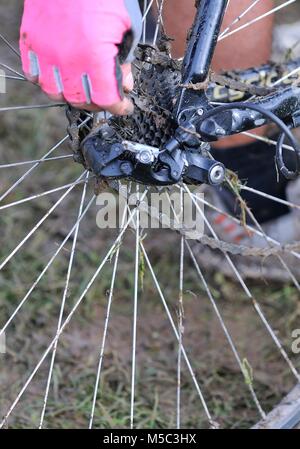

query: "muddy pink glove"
left=20, top=0, right=142, bottom=114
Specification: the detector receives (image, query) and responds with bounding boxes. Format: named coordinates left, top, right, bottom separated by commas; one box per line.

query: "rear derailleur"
left=75, top=120, right=225, bottom=188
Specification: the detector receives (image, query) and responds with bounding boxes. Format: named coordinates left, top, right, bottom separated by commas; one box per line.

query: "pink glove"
left=20, top=0, right=142, bottom=114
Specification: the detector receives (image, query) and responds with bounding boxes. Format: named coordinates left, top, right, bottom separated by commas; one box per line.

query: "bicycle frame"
left=178, top=0, right=300, bottom=140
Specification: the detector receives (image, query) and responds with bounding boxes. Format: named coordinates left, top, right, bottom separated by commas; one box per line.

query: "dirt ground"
left=1, top=1, right=300, bottom=429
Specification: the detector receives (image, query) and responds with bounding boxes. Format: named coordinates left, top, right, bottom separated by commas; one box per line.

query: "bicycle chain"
left=196, top=234, right=300, bottom=257
left=182, top=72, right=276, bottom=97
left=136, top=45, right=277, bottom=98
left=109, top=183, right=300, bottom=259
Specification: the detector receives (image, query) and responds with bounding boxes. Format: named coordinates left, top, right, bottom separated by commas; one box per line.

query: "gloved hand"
left=20, top=0, right=142, bottom=114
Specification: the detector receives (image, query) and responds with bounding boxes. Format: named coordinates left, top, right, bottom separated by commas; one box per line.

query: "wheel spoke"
left=165, top=187, right=264, bottom=421
left=0, top=190, right=94, bottom=338
left=142, top=0, right=150, bottom=43
left=1, top=0, right=300, bottom=429
left=153, top=0, right=165, bottom=46
left=140, top=240, right=216, bottom=427
left=39, top=172, right=89, bottom=428
left=166, top=188, right=185, bottom=429
left=272, top=66, right=300, bottom=86
left=184, top=187, right=300, bottom=262
left=130, top=185, right=140, bottom=429
left=0, top=62, right=25, bottom=79
left=183, top=183, right=300, bottom=382
left=0, top=74, right=26, bottom=81
left=219, top=0, right=263, bottom=39
left=0, top=103, right=64, bottom=112
left=225, top=177, right=300, bottom=292
left=142, top=0, right=154, bottom=23
left=0, top=117, right=89, bottom=204
left=240, top=185, right=300, bottom=212
left=0, top=136, right=69, bottom=202
left=0, top=171, right=87, bottom=272
left=225, top=0, right=231, bottom=12
left=0, top=192, right=146, bottom=428
left=186, top=241, right=266, bottom=419
left=242, top=132, right=295, bottom=153
left=0, top=155, right=73, bottom=169
left=219, top=0, right=297, bottom=41
left=177, top=206, right=184, bottom=429
left=89, top=187, right=130, bottom=429
left=88, top=249, right=121, bottom=429
left=0, top=178, right=89, bottom=211
left=0, top=32, right=21, bottom=58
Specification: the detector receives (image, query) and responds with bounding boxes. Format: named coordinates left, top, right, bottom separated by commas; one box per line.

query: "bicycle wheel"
left=1, top=0, right=300, bottom=429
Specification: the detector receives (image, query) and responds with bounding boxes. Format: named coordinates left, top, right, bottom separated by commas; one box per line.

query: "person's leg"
left=212, top=0, right=274, bottom=72
left=162, top=0, right=274, bottom=67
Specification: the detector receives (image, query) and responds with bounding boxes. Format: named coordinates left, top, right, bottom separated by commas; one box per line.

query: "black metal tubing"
left=176, top=0, right=228, bottom=119
left=199, top=86, right=300, bottom=140
left=182, top=0, right=228, bottom=84
left=178, top=1, right=300, bottom=140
